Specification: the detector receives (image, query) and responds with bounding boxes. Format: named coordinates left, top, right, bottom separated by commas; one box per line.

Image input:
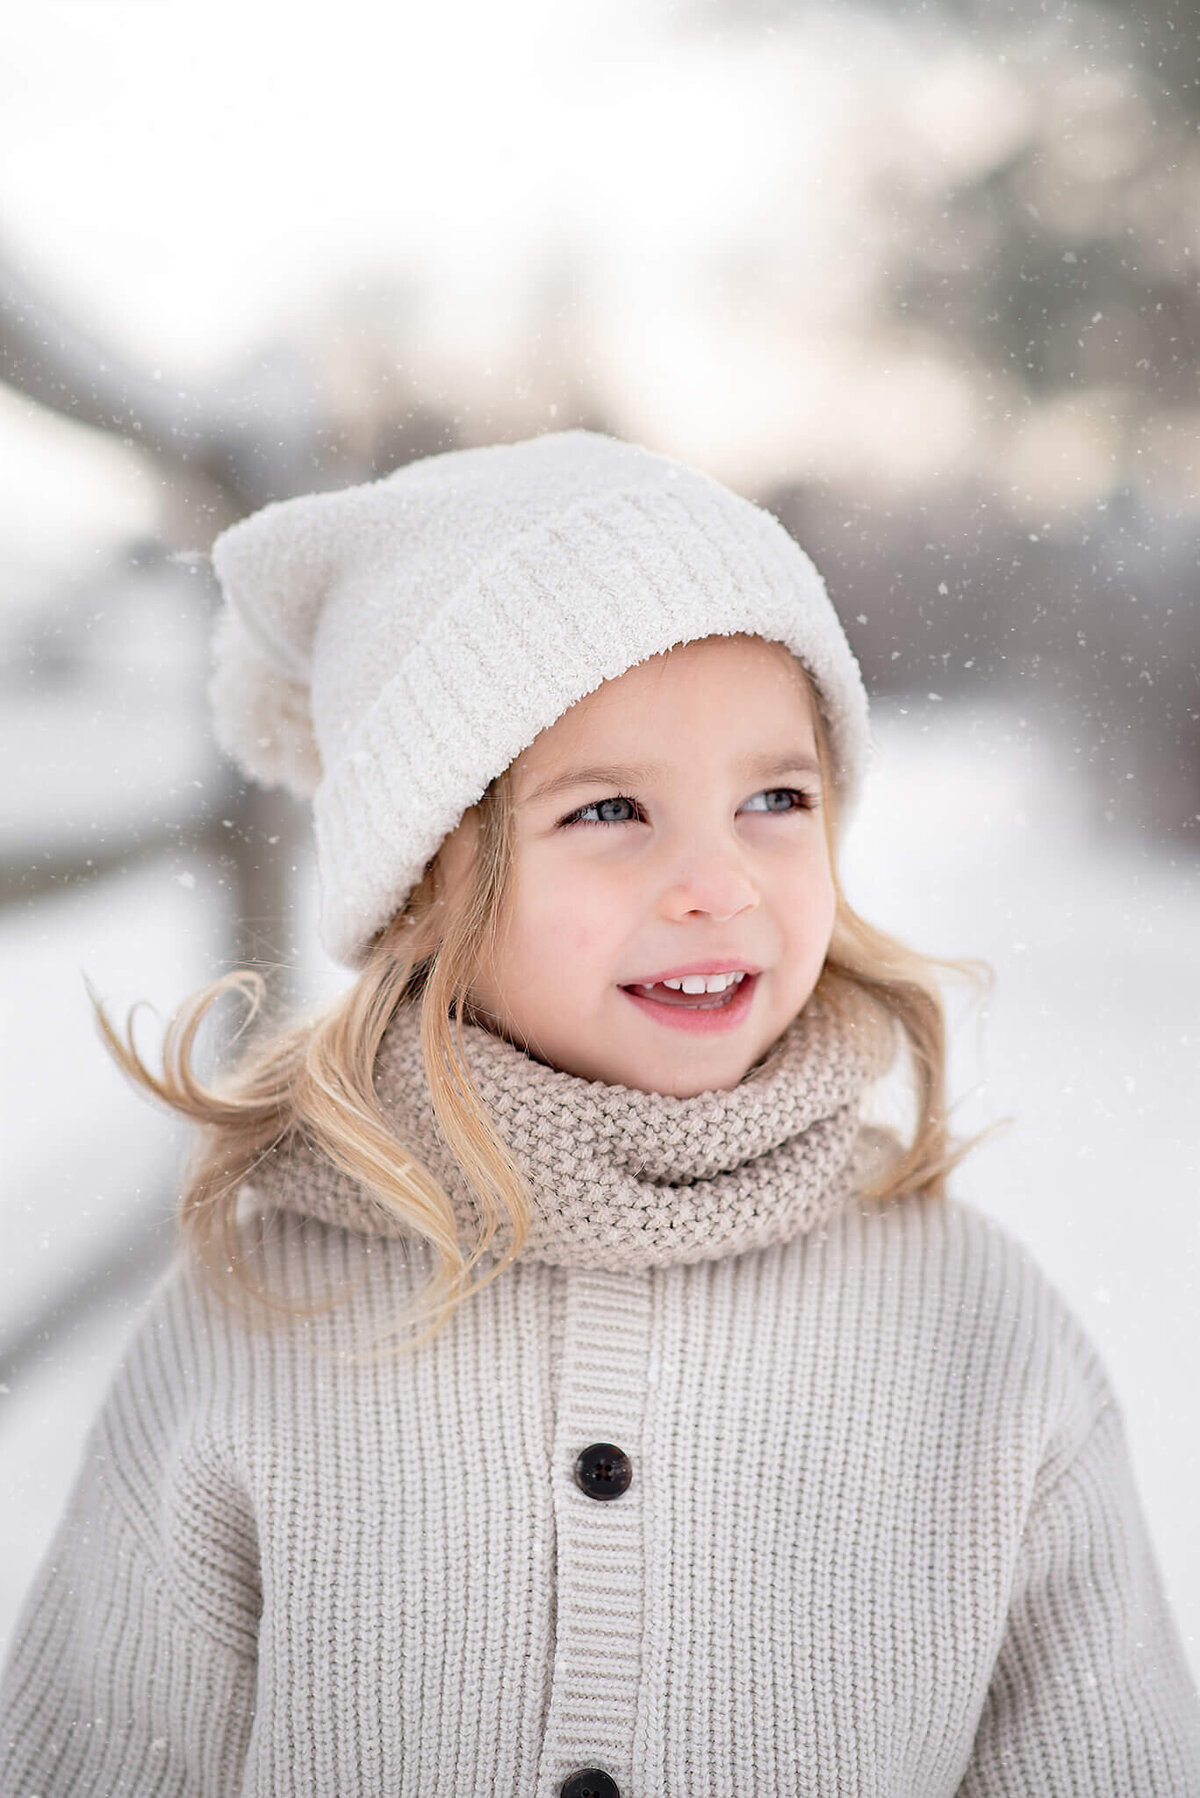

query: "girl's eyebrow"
left=523, top=763, right=656, bottom=806
left=748, top=751, right=823, bottom=783
left=522, top=751, right=822, bottom=808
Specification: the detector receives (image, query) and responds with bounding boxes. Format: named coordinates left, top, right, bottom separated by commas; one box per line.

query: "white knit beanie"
left=208, top=429, right=871, bottom=970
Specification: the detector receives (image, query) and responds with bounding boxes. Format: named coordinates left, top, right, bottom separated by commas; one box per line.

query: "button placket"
left=537, top=1268, right=652, bottom=1798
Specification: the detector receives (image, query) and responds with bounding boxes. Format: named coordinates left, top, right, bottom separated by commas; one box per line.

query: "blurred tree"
left=680, top=0, right=1200, bottom=840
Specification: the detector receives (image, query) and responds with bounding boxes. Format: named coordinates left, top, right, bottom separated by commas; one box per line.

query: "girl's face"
left=441, top=633, right=837, bottom=1097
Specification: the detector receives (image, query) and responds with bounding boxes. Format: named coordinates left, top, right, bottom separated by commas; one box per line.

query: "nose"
left=658, top=835, right=760, bottom=924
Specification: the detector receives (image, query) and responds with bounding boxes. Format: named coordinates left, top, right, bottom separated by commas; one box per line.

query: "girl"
left=2, top=429, right=1197, bottom=1796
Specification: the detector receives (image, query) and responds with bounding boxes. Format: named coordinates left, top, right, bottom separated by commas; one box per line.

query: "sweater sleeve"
left=958, top=1360, right=1200, bottom=1795
left=0, top=1264, right=260, bottom=1797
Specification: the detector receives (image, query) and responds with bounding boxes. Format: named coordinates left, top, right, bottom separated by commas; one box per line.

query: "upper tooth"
left=647, top=970, right=752, bottom=999
left=669, top=972, right=745, bottom=994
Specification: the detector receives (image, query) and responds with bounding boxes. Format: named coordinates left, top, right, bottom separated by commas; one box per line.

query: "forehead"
left=512, top=634, right=817, bottom=776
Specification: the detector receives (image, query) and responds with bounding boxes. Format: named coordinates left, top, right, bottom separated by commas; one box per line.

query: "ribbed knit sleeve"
left=959, top=1339, right=1200, bottom=1794
left=0, top=1258, right=259, bottom=1797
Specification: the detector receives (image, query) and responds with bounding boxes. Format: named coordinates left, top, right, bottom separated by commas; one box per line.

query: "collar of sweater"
left=251, top=992, right=895, bottom=1271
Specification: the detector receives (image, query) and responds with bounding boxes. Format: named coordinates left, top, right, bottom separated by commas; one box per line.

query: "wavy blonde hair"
left=92, top=665, right=992, bottom=1350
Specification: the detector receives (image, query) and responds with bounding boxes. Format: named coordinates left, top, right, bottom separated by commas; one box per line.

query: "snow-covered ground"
left=2, top=695, right=1198, bottom=1691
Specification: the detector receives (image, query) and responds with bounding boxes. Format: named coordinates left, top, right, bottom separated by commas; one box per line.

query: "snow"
left=2, top=696, right=1197, bottom=1691
left=0, top=559, right=213, bottom=859
left=0, top=856, right=226, bottom=1350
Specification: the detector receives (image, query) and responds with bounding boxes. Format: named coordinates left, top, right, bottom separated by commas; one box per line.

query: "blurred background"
left=1, top=0, right=1197, bottom=1680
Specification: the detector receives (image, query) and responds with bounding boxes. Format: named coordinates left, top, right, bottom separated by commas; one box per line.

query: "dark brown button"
left=573, top=1443, right=632, bottom=1500
left=560, top=1771, right=621, bottom=1798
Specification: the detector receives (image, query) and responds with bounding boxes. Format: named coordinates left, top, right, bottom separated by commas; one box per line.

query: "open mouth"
left=619, top=971, right=759, bottom=1032
left=625, top=975, right=746, bottom=1009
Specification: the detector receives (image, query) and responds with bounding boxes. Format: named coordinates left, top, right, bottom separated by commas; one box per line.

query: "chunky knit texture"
left=3, top=1022, right=1199, bottom=1796
left=207, top=430, right=872, bottom=967
left=256, top=992, right=895, bottom=1268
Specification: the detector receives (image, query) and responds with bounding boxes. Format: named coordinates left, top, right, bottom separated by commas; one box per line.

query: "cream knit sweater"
left=3, top=999, right=1198, bottom=1796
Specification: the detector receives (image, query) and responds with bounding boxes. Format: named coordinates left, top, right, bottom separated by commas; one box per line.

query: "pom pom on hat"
left=208, top=599, right=323, bottom=798
left=208, top=429, right=872, bottom=970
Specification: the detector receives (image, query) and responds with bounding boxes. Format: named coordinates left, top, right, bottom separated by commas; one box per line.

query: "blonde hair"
left=91, top=663, right=991, bottom=1350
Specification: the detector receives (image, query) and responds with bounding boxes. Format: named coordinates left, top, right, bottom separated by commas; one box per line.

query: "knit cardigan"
left=3, top=998, right=1198, bottom=1796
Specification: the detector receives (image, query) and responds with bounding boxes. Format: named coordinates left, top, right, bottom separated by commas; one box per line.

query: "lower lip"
left=619, top=973, right=759, bottom=1034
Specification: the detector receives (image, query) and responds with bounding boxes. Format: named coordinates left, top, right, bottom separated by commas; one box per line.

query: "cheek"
left=504, top=856, right=626, bottom=968
left=812, top=850, right=836, bottom=916
left=779, top=843, right=836, bottom=952
left=812, top=865, right=838, bottom=957
left=814, top=883, right=837, bottom=956
left=816, top=859, right=834, bottom=927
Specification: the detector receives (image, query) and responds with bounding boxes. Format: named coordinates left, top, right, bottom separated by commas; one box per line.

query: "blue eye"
left=741, top=788, right=816, bottom=813
left=563, top=795, right=642, bottom=826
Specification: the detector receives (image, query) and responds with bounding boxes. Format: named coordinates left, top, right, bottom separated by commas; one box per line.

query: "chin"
left=634, top=1050, right=756, bottom=1099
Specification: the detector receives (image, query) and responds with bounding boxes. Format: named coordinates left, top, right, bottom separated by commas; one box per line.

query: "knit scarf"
left=253, top=992, right=896, bottom=1272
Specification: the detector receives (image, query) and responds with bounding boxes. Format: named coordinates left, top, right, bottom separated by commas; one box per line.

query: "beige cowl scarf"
left=255, top=990, right=897, bottom=1270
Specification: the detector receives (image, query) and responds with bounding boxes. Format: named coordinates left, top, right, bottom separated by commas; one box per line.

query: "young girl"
left=2, top=430, right=1197, bottom=1796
